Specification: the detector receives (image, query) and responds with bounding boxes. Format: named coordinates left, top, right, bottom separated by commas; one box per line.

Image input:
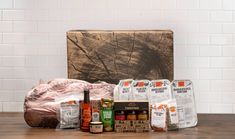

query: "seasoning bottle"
left=137, top=111, right=148, bottom=120
left=92, top=101, right=100, bottom=122
left=81, top=89, right=92, bottom=132
left=127, top=111, right=136, bottom=120
left=115, top=111, right=125, bottom=120
left=100, top=98, right=114, bottom=132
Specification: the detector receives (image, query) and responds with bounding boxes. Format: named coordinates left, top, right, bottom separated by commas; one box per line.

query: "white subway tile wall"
left=0, top=0, right=235, bottom=113
left=2, top=102, right=24, bottom=112
left=0, top=0, right=13, bottom=9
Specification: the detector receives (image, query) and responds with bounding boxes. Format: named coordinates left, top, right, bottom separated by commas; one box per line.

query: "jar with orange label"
left=127, top=111, right=136, bottom=120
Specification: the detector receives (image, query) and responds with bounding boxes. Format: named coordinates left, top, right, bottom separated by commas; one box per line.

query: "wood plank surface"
left=0, top=113, right=235, bottom=139
left=67, top=30, right=173, bottom=84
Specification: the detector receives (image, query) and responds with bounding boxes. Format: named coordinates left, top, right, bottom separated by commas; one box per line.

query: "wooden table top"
left=0, top=113, right=234, bottom=139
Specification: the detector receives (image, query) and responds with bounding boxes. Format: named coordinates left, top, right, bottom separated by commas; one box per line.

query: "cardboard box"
left=114, top=101, right=149, bottom=132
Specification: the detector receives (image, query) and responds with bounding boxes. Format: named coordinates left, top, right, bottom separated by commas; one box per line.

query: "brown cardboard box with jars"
left=114, top=101, right=149, bottom=132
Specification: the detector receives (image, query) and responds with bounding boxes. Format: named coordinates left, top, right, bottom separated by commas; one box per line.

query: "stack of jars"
left=115, top=110, right=148, bottom=120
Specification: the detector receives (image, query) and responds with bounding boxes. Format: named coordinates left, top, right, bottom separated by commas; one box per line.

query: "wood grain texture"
left=1, top=113, right=235, bottom=139
left=67, top=30, right=173, bottom=84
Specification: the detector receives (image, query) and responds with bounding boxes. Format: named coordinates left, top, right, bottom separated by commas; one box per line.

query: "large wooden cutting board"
left=67, top=30, right=173, bottom=84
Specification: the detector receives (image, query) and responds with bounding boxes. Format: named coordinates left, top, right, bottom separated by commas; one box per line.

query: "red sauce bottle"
left=81, top=89, right=92, bottom=132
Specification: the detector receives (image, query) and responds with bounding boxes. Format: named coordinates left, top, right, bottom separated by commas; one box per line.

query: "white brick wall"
left=0, top=0, right=13, bottom=9
left=0, top=0, right=235, bottom=113
left=0, top=21, right=13, bottom=32
left=199, top=0, right=222, bottom=10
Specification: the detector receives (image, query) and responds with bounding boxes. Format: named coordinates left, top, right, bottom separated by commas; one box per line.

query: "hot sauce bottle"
left=81, top=89, right=92, bottom=132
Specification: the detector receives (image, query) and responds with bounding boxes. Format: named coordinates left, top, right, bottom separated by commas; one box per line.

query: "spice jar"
left=137, top=111, right=148, bottom=120
left=115, top=111, right=125, bottom=120
left=127, top=111, right=136, bottom=120
left=90, top=122, right=103, bottom=134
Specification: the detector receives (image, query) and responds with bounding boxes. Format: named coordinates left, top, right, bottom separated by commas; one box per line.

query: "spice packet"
left=117, top=79, right=133, bottom=100
left=55, top=93, right=80, bottom=129
left=149, top=79, right=171, bottom=105
left=59, top=100, right=80, bottom=129
left=167, top=99, right=179, bottom=131
left=150, top=102, right=167, bottom=132
left=171, top=80, right=198, bottom=128
left=100, top=98, right=114, bottom=132
left=132, top=80, right=150, bottom=100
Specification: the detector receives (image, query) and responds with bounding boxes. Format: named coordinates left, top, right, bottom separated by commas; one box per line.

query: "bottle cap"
left=84, top=89, right=90, bottom=103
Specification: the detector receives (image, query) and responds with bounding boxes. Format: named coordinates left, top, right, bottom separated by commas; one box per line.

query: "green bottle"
left=100, top=99, right=114, bottom=132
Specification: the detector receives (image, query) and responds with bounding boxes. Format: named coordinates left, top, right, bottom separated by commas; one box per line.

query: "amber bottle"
left=81, top=89, right=92, bottom=132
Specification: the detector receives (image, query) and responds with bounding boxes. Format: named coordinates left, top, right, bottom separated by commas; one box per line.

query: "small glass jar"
left=137, top=111, right=148, bottom=120
left=90, top=122, right=103, bottom=134
left=115, top=111, right=125, bottom=120
left=127, top=111, right=136, bottom=120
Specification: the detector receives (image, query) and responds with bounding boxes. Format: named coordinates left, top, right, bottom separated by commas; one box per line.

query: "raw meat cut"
left=24, top=78, right=115, bottom=128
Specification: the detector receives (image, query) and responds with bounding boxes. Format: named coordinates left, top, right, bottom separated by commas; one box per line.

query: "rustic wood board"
left=67, top=30, right=173, bottom=84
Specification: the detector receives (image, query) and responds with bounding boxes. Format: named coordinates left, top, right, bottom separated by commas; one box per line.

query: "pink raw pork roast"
left=24, top=78, right=115, bottom=128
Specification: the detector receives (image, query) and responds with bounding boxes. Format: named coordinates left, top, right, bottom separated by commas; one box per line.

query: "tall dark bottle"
left=81, top=89, right=92, bottom=132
